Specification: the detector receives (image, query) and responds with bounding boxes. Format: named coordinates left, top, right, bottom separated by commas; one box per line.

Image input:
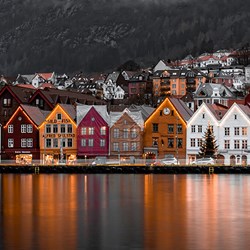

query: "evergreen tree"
left=199, top=125, right=218, bottom=158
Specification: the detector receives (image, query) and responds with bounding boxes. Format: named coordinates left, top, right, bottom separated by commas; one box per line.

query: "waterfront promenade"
left=1, top=165, right=250, bottom=174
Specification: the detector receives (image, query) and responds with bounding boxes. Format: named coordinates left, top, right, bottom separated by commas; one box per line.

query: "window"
left=197, top=138, right=203, bottom=147
left=224, top=140, right=230, bottom=149
left=234, top=114, right=237, bottom=120
left=3, top=98, right=12, bottom=107
left=8, top=125, right=13, bottom=133
left=53, top=138, right=58, bottom=148
left=172, top=84, right=176, bottom=89
left=27, top=138, right=33, bottom=148
left=57, top=113, right=62, bottom=120
left=45, top=125, right=51, bottom=134
left=224, top=127, right=230, bottom=136
left=8, top=138, right=14, bottom=148
left=123, top=142, right=129, bottom=151
left=61, top=124, right=66, bottom=133
left=191, top=138, right=195, bottom=147
left=62, top=139, right=66, bottom=147
left=234, top=140, right=240, bottom=149
left=131, top=142, right=137, bottom=151
left=131, top=128, right=137, bottom=138
left=168, top=138, right=174, bottom=148
left=114, top=128, right=119, bottom=138
left=27, top=124, right=33, bottom=133
left=21, top=124, right=26, bottom=133
left=100, top=126, right=106, bottom=135
left=67, top=124, right=73, bottom=133
left=177, top=124, right=182, bottom=133
left=242, top=140, right=248, bottom=149
left=234, top=127, right=240, bottom=136
left=68, top=138, right=73, bottom=147
left=21, top=138, right=27, bottom=147
left=168, top=124, right=174, bottom=134
left=81, top=139, right=86, bottom=147
left=177, top=138, right=183, bottom=148
left=202, top=113, right=205, bottom=119
left=88, top=139, right=94, bottom=147
left=53, top=124, right=58, bottom=134
left=153, top=138, right=158, bottom=146
left=152, top=123, right=158, bottom=132
left=113, top=143, right=119, bottom=151
left=97, top=138, right=104, bottom=147
left=191, top=125, right=195, bottom=133
left=198, top=125, right=202, bottom=133
left=46, top=139, right=52, bottom=148
left=123, top=129, right=129, bottom=139
left=89, top=127, right=94, bottom=135
left=81, top=127, right=87, bottom=135
left=242, top=127, right=247, bottom=136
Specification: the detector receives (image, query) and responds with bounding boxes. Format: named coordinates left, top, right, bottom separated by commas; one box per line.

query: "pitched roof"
left=60, top=104, right=76, bottom=121
left=38, top=73, right=54, bottom=80
left=20, top=104, right=48, bottom=126
left=206, top=103, right=229, bottom=120
left=128, top=104, right=155, bottom=121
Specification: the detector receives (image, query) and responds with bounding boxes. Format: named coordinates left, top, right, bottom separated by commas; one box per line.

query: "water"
left=1, top=174, right=250, bottom=250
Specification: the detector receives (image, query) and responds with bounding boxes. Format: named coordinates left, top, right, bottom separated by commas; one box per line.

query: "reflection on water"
left=1, top=174, right=250, bottom=250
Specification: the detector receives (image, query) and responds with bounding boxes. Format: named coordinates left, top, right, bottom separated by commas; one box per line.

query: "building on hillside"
left=76, top=105, right=110, bottom=159
left=143, top=97, right=193, bottom=162
left=110, top=109, right=144, bottom=161
left=39, top=104, right=77, bottom=164
left=3, top=105, right=48, bottom=163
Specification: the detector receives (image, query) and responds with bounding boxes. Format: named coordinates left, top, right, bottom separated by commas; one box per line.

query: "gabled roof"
left=76, top=105, right=109, bottom=125
left=105, top=71, right=120, bottom=83
left=110, top=108, right=144, bottom=130
left=129, top=104, right=155, bottom=121
left=206, top=103, right=229, bottom=120
left=20, top=104, right=48, bottom=126
left=59, top=104, right=76, bottom=121
left=38, top=72, right=54, bottom=80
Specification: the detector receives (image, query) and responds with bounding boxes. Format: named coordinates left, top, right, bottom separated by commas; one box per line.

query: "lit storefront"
left=39, top=104, right=77, bottom=165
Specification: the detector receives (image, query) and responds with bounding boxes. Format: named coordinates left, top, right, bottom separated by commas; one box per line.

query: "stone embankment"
left=1, top=165, right=250, bottom=174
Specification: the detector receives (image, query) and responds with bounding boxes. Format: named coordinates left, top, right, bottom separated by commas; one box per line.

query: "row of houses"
left=2, top=94, right=250, bottom=165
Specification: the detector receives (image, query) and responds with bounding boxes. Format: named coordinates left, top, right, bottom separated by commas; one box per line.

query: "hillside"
left=0, top=0, right=249, bottom=75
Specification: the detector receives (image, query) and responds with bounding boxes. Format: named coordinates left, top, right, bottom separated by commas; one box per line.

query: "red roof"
left=38, top=73, right=53, bottom=80
left=16, top=84, right=36, bottom=89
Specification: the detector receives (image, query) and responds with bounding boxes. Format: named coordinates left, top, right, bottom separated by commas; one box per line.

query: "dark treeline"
left=0, top=0, right=249, bottom=75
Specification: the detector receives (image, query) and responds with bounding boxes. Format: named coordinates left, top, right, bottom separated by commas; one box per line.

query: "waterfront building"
left=39, top=104, right=77, bottom=164
left=143, top=97, right=193, bottom=162
left=76, top=105, right=110, bottom=159
left=3, top=104, right=48, bottom=164
left=110, top=108, right=144, bottom=161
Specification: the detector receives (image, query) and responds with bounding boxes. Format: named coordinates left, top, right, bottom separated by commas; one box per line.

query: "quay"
left=1, top=165, right=250, bottom=174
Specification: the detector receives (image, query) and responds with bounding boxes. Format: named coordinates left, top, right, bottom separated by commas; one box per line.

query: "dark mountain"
left=0, top=0, right=249, bottom=75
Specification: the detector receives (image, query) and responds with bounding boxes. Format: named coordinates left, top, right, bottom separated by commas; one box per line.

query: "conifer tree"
left=199, top=125, right=218, bottom=158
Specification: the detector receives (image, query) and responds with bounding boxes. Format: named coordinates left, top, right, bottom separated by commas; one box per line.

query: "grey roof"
left=169, top=97, right=194, bottom=121
left=128, top=104, right=155, bottom=121
left=238, top=104, right=250, bottom=118
left=20, top=104, right=48, bottom=126
left=60, top=104, right=76, bottom=121
left=105, top=71, right=120, bottom=83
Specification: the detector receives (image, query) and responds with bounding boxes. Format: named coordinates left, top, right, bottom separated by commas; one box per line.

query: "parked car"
left=190, top=157, right=215, bottom=166
left=153, top=157, right=179, bottom=166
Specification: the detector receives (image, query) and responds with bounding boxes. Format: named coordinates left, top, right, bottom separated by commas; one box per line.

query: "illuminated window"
left=3, top=98, right=12, bottom=107
left=100, top=139, right=105, bottom=147
left=89, top=127, right=94, bottom=135
left=81, top=127, right=86, bottom=135
left=242, top=127, right=247, bottom=136
left=8, top=138, right=14, bottom=148
left=8, top=125, right=13, bottom=133
left=21, top=124, right=27, bottom=133
left=100, top=127, right=106, bottom=135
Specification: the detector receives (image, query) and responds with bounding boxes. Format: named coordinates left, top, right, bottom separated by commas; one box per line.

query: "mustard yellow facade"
left=39, top=104, right=77, bottom=164
left=143, top=97, right=188, bottom=162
